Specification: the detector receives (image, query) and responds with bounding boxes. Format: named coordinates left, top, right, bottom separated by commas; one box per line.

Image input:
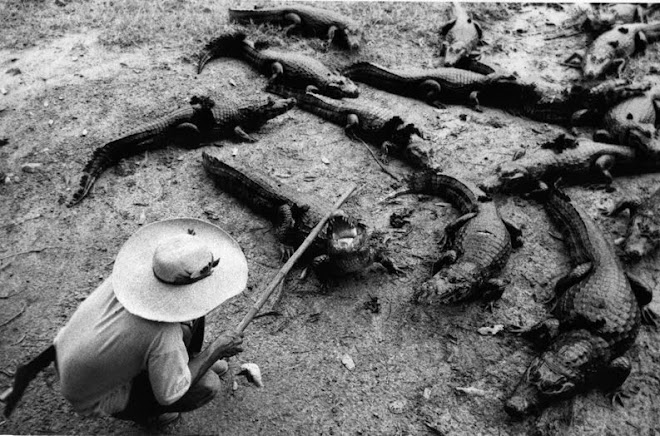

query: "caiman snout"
left=503, top=395, right=535, bottom=420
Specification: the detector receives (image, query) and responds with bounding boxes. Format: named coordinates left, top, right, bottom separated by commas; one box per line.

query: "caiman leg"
left=542, top=262, right=593, bottom=306
left=481, top=278, right=508, bottom=311
left=282, top=13, right=303, bottom=36
left=274, top=204, right=296, bottom=261
left=593, top=154, right=617, bottom=189
left=233, top=126, right=257, bottom=142
left=626, top=272, right=658, bottom=326
left=510, top=317, right=561, bottom=348
left=344, top=113, right=361, bottom=138
left=593, top=129, right=615, bottom=144
left=418, top=80, right=444, bottom=108
left=469, top=91, right=483, bottom=112
left=270, top=62, right=285, bottom=81
left=439, top=212, right=477, bottom=250
left=431, top=250, right=458, bottom=275
left=606, top=197, right=642, bottom=216
left=502, top=217, right=523, bottom=248
left=373, top=250, right=404, bottom=275
left=594, top=356, right=633, bottom=407
left=327, top=25, right=338, bottom=46
left=171, top=122, right=202, bottom=148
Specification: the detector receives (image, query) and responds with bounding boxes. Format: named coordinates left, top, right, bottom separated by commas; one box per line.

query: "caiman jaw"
left=327, top=213, right=362, bottom=253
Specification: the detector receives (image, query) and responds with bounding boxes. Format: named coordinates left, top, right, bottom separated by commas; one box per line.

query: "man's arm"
left=188, top=330, right=244, bottom=386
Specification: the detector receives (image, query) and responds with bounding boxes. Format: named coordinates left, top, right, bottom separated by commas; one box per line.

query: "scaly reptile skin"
left=341, top=61, right=514, bottom=109
left=228, top=5, right=362, bottom=50
left=600, top=91, right=660, bottom=153
left=68, top=96, right=295, bottom=206
left=197, top=32, right=359, bottom=99
left=201, top=152, right=395, bottom=276
left=388, top=171, right=520, bottom=304
left=480, top=137, right=638, bottom=194
left=479, top=79, right=650, bottom=127
left=440, top=2, right=482, bottom=66
left=582, top=22, right=660, bottom=79
left=610, top=186, right=660, bottom=262
left=505, top=186, right=647, bottom=418
left=265, top=84, right=434, bottom=169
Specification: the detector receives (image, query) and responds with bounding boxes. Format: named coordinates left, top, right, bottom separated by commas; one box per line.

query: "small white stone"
left=43, top=101, right=49, bottom=107
left=21, top=163, right=43, bottom=173
left=341, top=354, right=355, bottom=370
left=81, top=129, right=88, bottom=136
left=48, top=119, right=54, bottom=126
left=321, top=156, right=330, bottom=165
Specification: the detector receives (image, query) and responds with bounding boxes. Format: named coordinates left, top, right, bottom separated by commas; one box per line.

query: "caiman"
left=478, top=78, right=650, bottom=127
left=608, top=186, right=660, bottom=262
left=197, top=32, right=359, bottom=99
left=479, top=135, right=639, bottom=195
left=439, top=2, right=483, bottom=67
left=228, top=5, right=362, bottom=50
left=504, top=183, right=656, bottom=418
left=384, top=171, right=522, bottom=305
left=565, top=21, right=660, bottom=79
left=265, top=84, right=435, bottom=169
left=68, top=96, right=295, bottom=206
left=201, top=152, right=399, bottom=277
left=595, top=88, right=660, bottom=154
left=583, top=3, right=649, bottom=34
left=341, top=61, right=515, bottom=111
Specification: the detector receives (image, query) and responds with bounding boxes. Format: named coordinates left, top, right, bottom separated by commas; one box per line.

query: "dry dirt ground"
left=1, top=1, right=660, bottom=435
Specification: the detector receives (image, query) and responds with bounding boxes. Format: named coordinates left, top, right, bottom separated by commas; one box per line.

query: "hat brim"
left=112, top=218, right=248, bottom=322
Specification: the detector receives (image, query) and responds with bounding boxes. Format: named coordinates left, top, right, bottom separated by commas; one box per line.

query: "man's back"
left=54, top=278, right=188, bottom=415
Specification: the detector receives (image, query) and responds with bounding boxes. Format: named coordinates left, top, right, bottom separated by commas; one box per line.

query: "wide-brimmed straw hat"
left=112, top=218, right=248, bottom=322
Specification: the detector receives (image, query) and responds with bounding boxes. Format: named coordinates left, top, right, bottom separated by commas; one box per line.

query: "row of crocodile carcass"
left=65, top=3, right=660, bottom=421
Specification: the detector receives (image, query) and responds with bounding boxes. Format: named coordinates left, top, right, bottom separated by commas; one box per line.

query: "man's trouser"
left=112, top=316, right=221, bottom=422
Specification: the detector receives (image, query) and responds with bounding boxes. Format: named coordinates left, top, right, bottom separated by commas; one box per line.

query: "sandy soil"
left=1, top=2, right=659, bottom=435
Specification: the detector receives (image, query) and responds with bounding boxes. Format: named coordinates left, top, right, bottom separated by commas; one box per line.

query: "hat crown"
left=152, top=234, right=217, bottom=285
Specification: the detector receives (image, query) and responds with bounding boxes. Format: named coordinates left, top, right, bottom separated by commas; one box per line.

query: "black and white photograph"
left=1, top=1, right=660, bottom=434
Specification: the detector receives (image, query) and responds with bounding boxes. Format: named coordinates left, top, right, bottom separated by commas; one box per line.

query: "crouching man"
left=54, top=218, right=249, bottom=426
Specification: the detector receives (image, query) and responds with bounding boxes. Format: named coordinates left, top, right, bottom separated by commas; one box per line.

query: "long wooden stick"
left=236, top=184, right=357, bottom=333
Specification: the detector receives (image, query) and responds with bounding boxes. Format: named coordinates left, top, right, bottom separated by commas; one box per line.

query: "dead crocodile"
left=341, top=61, right=515, bottom=111
left=265, top=84, right=434, bottom=169
left=228, top=5, right=362, bottom=50
left=197, top=32, right=359, bottom=99
left=68, top=96, right=295, bottom=206
left=609, top=186, right=660, bottom=262
left=439, top=2, right=482, bottom=67
left=201, top=152, right=398, bottom=277
left=478, top=78, right=651, bottom=127
left=565, top=21, right=660, bottom=79
left=385, top=171, right=522, bottom=305
left=595, top=88, right=660, bottom=154
left=583, top=3, right=650, bottom=34
left=479, top=135, right=639, bottom=195
left=504, top=183, right=655, bottom=418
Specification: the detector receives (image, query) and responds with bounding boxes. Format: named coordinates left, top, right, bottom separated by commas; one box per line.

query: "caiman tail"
left=68, top=107, right=197, bottom=207
left=198, top=31, right=254, bottom=74
left=228, top=8, right=281, bottom=24
left=383, top=171, right=482, bottom=215
left=266, top=83, right=349, bottom=126
left=201, top=151, right=273, bottom=209
left=341, top=62, right=412, bottom=95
